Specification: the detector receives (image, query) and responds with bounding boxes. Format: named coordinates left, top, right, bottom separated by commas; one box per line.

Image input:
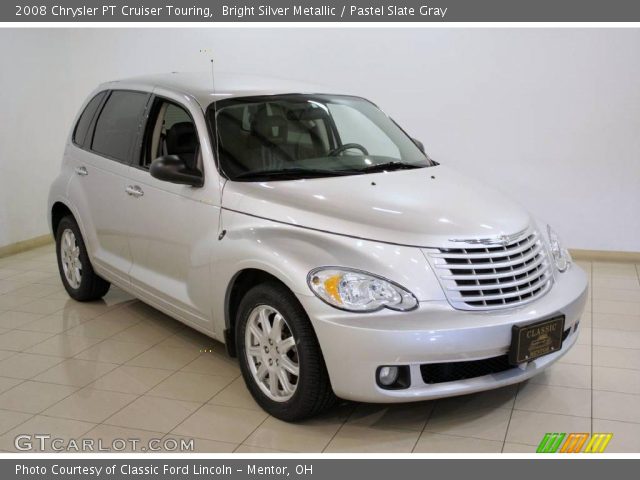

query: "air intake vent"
left=428, top=230, right=553, bottom=311
left=420, top=328, right=570, bottom=384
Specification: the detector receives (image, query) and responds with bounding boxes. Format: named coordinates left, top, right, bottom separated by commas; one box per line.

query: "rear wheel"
left=236, top=282, right=336, bottom=421
left=55, top=215, right=110, bottom=301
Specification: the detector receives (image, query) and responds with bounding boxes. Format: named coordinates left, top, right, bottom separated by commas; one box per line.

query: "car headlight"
left=307, top=267, right=418, bottom=312
left=547, top=225, right=571, bottom=272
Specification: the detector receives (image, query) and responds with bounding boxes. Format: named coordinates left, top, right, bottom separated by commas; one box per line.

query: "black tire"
left=55, top=215, right=110, bottom=301
left=236, top=282, right=336, bottom=421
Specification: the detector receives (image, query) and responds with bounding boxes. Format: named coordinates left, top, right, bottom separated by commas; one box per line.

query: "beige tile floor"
left=0, top=244, right=639, bottom=452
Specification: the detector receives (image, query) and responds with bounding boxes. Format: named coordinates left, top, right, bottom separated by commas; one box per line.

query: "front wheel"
left=236, top=282, right=336, bottom=421
left=56, top=215, right=110, bottom=301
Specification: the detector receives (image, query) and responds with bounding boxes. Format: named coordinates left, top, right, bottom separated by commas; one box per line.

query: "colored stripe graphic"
left=537, top=433, right=614, bottom=453
left=537, top=433, right=565, bottom=453
left=560, top=433, right=589, bottom=453
left=585, top=433, right=613, bottom=453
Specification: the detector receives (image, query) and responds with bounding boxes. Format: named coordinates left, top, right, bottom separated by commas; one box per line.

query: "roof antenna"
left=211, top=58, right=222, bottom=171
left=201, top=49, right=226, bottom=233
left=200, top=49, right=222, bottom=177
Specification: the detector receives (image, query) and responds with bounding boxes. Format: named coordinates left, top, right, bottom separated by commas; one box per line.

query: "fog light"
left=378, top=366, right=399, bottom=386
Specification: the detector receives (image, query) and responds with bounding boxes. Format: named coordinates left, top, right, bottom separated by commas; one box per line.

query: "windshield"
left=207, top=94, right=432, bottom=181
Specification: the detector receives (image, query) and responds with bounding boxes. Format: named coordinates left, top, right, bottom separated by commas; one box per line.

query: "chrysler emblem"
left=449, top=228, right=528, bottom=246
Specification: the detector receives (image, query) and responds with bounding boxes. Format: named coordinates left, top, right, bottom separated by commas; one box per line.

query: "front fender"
left=211, top=209, right=445, bottom=333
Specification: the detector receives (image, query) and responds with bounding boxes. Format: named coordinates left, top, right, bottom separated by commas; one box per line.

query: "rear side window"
left=91, top=90, right=148, bottom=163
left=73, top=91, right=106, bottom=146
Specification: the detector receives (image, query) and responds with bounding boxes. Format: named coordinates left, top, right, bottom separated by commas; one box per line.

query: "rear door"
left=66, top=89, right=150, bottom=286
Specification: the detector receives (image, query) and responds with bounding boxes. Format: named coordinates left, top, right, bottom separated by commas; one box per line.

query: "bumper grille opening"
left=420, top=328, right=571, bottom=385
left=421, top=355, right=512, bottom=385
left=428, top=230, right=553, bottom=311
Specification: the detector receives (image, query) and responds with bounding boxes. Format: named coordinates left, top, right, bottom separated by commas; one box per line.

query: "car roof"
left=99, top=72, right=347, bottom=108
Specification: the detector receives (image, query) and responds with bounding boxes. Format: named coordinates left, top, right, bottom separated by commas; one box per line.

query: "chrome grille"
left=429, top=231, right=553, bottom=311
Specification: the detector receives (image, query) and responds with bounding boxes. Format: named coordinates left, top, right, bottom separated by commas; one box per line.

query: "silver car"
left=48, top=73, right=588, bottom=421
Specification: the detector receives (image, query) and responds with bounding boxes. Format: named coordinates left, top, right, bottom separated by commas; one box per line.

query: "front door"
left=123, top=94, right=219, bottom=329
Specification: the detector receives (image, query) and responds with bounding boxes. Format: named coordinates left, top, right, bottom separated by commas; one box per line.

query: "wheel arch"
left=223, top=268, right=297, bottom=357
left=51, top=201, right=74, bottom=235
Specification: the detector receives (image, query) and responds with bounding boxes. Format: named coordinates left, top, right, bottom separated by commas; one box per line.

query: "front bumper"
left=298, top=265, right=588, bottom=403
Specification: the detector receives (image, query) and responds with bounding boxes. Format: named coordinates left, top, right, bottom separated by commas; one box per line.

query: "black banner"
left=5, top=0, right=640, bottom=22
left=5, top=459, right=640, bottom=480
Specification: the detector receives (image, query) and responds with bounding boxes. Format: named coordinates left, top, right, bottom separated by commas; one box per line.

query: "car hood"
left=221, top=165, right=534, bottom=248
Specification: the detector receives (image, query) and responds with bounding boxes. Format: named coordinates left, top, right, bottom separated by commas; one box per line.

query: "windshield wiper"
left=233, top=168, right=357, bottom=181
left=354, top=161, right=423, bottom=174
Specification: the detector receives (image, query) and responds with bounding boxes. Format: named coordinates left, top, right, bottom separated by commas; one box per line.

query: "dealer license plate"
left=509, top=315, right=565, bottom=365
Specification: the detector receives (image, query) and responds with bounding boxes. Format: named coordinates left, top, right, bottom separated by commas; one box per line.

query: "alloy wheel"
left=244, top=305, right=300, bottom=402
left=60, top=228, right=82, bottom=289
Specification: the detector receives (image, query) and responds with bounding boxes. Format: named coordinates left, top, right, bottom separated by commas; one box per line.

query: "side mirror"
left=149, top=155, right=204, bottom=187
left=412, top=138, right=425, bottom=153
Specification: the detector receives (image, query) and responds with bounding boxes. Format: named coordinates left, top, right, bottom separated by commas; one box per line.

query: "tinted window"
left=91, top=91, right=148, bottom=163
left=73, top=91, right=106, bottom=146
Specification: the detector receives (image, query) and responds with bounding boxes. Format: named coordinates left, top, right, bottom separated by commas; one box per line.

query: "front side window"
left=208, top=94, right=431, bottom=181
left=91, top=90, right=148, bottom=163
left=140, top=98, right=200, bottom=170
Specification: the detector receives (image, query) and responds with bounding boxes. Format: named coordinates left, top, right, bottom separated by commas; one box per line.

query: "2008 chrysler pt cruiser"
left=48, top=73, right=588, bottom=421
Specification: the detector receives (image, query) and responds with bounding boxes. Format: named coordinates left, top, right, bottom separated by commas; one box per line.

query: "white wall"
left=1, top=28, right=639, bottom=252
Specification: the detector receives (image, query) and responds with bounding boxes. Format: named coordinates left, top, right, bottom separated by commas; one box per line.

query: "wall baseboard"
left=0, top=234, right=53, bottom=259
left=570, top=248, right=640, bottom=263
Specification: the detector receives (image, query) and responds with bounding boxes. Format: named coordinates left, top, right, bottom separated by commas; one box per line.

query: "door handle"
left=125, top=185, right=144, bottom=198
left=74, top=166, right=88, bottom=176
